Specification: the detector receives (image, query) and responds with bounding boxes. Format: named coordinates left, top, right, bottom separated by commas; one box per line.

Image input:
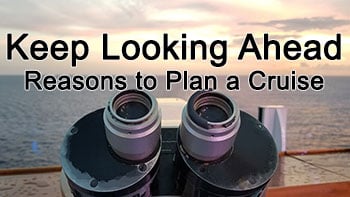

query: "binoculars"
left=61, top=90, right=278, bottom=197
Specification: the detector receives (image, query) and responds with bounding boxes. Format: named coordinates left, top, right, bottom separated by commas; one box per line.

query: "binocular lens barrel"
left=104, top=90, right=161, bottom=162
left=180, top=91, right=241, bottom=161
left=176, top=90, right=277, bottom=196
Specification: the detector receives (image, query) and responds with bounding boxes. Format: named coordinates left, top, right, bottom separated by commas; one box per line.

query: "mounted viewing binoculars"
left=60, top=90, right=278, bottom=197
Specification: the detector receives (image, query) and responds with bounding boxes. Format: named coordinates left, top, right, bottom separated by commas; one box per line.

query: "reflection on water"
left=0, top=76, right=349, bottom=168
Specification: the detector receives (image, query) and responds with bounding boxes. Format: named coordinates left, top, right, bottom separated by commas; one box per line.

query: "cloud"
left=0, top=0, right=231, bottom=36
left=230, top=34, right=301, bottom=46
left=297, top=63, right=350, bottom=75
left=0, top=1, right=204, bottom=35
left=300, top=62, right=310, bottom=68
left=314, top=63, right=350, bottom=75
left=316, top=63, right=350, bottom=70
left=240, top=17, right=350, bottom=31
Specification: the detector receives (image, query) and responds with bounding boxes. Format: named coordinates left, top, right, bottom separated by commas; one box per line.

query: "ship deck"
left=1, top=99, right=349, bottom=196
left=0, top=150, right=349, bottom=197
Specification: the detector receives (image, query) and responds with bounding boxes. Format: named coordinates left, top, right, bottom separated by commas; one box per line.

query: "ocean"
left=0, top=75, right=349, bottom=168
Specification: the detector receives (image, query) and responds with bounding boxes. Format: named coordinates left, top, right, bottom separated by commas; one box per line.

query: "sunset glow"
left=0, top=0, right=349, bottom=75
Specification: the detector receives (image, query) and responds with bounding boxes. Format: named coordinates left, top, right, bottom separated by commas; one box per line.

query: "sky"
left=0, top=0, right=349, bottom=75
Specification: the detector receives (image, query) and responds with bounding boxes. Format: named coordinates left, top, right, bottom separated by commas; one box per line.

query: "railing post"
left=258, top=105, right=287, bottom=152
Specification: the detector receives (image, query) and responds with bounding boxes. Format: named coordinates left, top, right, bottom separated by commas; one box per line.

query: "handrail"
left=1, top=148, right=349, bottom=176
left=280, top=148, right=350, bottom=156
left=0, top=165, right=61, bottom=175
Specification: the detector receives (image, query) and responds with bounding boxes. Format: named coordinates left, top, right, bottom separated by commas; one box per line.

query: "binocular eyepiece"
left=180, top=91, right=241, bottom=162
left=61, top=90, right=278, bottom=197
left=104, top=90, right=161, bottom=162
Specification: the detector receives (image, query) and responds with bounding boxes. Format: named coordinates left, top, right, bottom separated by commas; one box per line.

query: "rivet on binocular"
left=60, top=90, right=278, bottom=196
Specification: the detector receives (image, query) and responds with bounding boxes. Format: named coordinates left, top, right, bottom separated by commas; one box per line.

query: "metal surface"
left=177, top=111, right=278, bottom=196
left=259, top=105, right=287, bottom=152
left=104, top=90, right=161, bottom=161
left=61, top=109, right=160, bottom=196
left=60, top=91, right=278, bottom=196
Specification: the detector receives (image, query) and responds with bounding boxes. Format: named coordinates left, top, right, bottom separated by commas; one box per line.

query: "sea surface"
left=0, top=75, right=349, bottom=168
